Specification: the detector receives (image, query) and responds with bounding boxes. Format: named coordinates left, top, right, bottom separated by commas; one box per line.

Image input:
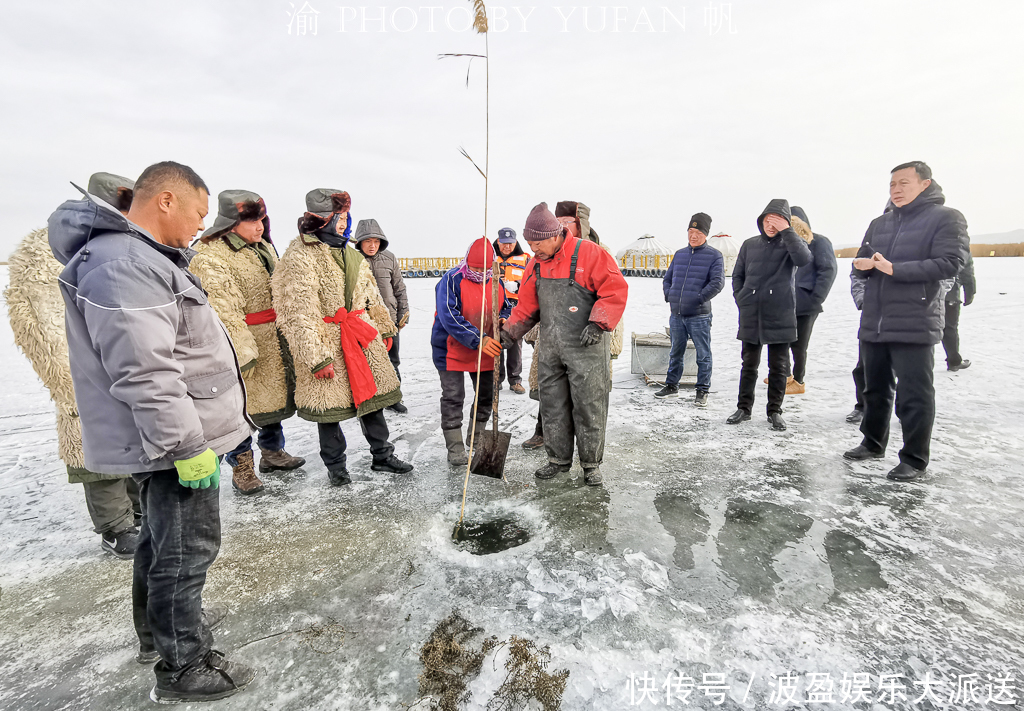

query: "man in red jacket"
left=502, top=203, right=628, bottom=486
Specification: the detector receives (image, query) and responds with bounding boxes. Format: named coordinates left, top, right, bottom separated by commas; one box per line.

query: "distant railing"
left=398, top=257, right=462, bottom=277
left=618, top=253, right=673, bottom=276
left=396, top=254, right=678, bottom=277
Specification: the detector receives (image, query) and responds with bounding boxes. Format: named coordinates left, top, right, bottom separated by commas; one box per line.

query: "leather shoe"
left=583, top=467, right=603, bottom=486
left=843, top=444, right=884, bottom=461
left=768, top=412, right=787, bottom=431
left=387, top=401, right=409, bottom=413
left=535, top=462, right=571, bottom=480
left=887, top=462, right=925, bottom=481
left=845, top=408, right=864, bottom=424
left=327, top=466, right=351, bottom=486
left=726, top=409, right=751, bottom=425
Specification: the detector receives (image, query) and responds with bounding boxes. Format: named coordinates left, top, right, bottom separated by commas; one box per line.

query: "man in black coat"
left=787, top=206, right=837, bottom=392
left=942, top=253, right=976, bottom=371
left=727, top=199, right=812, bottom=431
left=843, top=161, right=967, bottom=481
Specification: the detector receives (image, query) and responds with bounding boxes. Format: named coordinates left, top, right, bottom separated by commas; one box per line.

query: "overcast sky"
left=1, top=0, right=1021, bottom=258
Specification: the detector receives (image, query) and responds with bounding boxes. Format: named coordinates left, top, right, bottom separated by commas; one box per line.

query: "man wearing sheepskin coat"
left=272, top=189, right=413, bottom=485
left=190, top=191, right=305, bottom=495
left=5, top=172, right=143, bottom=559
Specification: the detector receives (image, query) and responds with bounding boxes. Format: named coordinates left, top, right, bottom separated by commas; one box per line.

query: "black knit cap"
left=688, top=212, right=712, bottom=236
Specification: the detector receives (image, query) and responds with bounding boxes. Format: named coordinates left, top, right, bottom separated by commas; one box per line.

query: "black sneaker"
left=387, top=401, right=408, bottom=413
left=138, top=604, right=230, bottom=664
left=845, top=408, right=864, bottom=424
left=654, top=384, right=678, bottom=399
left=694, top=391, right=708, bottom=408
left=150, top=650, right=256, bottom=704
left=948, top=359, right=971, bottom=372
left=100, top=528, right=138, bottom=560
left=371, top=455, right=414, bottom=474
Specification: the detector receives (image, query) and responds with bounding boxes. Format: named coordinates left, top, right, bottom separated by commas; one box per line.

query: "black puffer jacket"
left=732, top=199, right=813, bottom=344
left=854, top=181, right=967, bottom=344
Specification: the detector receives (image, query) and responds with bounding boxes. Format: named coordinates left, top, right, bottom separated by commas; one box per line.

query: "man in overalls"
left=502, top=203, right=628, bottom=486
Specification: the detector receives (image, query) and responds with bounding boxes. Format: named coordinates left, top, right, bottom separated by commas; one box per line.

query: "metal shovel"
left=470, top=258, right=511, bottom=479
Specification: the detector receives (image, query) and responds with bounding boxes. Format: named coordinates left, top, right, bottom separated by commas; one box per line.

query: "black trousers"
left=317, top=410, right=393, bottom=470
left=133, top=469, right=220, bottom=678
left=859, top=341, right=935, bottom=470
left=737, top=342, right=790, bottom=415
left=498, top=337, right=523, bottom=386
left=389, top=331, right=402, bottom=381
left=438, top=369, right=494, bottom=431
left=941, top=301, right=962, bottom=366
left=789, top=313, right=819, bottom=384
left=852, top=349, right=866, bottom=410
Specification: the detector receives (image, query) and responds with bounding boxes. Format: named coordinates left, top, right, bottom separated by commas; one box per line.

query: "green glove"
left=174, top=448, right=221, bottom=490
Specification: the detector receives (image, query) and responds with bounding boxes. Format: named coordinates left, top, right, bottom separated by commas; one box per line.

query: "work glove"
left=580, top=323, right=604, bottom=347
left=499, top=329, right=516, bottom=349
left=175, top=448, right=221, bottom=490
left=964, top=293, right=974, bottom=306
left=314, top=363, right=335, bottom=380
left=481, top=336, right=503, bottom=359
left=384, top=337, right=393, bottom=351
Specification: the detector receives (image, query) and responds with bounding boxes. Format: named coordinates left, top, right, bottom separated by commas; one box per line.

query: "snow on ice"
left=0, top=259, right=1022, bottom=709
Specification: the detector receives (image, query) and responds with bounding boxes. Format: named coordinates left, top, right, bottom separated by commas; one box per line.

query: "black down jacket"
left=732, top=199, right=813, bottom=344
left=853, top=181, right=967, bottom=345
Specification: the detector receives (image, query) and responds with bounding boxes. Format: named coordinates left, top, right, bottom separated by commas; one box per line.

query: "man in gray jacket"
left=48, top=161, right=257, bottom=703
left=354, top=218, right=410, bottom=413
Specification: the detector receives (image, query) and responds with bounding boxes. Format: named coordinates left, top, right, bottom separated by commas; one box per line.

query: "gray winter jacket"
left=48, top=191, right=252, bottom=475
left=353, top=219, right=409, bottom=327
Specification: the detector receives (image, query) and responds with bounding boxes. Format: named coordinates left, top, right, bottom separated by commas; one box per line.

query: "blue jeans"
left=665, top=313, right=713, bottom=391
left=225, top=421, right=285, bottom=467
left=132, top=469, right=221, bottom=679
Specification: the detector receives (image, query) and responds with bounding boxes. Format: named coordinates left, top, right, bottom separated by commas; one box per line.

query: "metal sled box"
left=630, top=331, right=698, bottom=386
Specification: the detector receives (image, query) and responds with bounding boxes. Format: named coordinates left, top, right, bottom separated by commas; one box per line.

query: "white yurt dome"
left=616, top=234, right=674, bottom=275
left=707, top=233, right=742, bottom=276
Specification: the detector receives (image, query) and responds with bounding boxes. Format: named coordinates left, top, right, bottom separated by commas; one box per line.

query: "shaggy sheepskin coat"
left=4, top=228, right=123, bottom=482
left=272, top=234, right=400, bottom=422
left=189, top=234, right=295, bottom=427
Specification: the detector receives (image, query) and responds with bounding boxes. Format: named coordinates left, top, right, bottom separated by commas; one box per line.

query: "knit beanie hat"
left=523, top=202, right=562, bottom=242
left=466, top=236, right=494, bottom=271
left=688, top=212, right=712, bottom=236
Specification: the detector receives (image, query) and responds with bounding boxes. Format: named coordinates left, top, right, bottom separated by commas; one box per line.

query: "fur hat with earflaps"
left=555, top=200, right=599, bottom=244
left=201, top=190, right=271, bottom=243
left=298, top=189, right=351, bottom=235
left=87, top=172, right=135, bottom=214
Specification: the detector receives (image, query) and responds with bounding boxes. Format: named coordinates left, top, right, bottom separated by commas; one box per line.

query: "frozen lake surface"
left=0, top=258, right=1022, bottom=710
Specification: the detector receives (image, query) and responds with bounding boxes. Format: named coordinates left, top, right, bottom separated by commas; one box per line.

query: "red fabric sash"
left=322, top=307, right=379, bottom=407
left=244, top=308, right=277, bottom=326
